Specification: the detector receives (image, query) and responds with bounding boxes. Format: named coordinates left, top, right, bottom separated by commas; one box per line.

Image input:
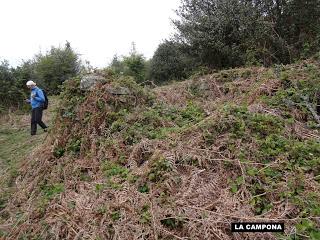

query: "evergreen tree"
left=110, top=54, right=125, bottom=75
left=149, top=40, right=191, bottom=83
left=0, top=60, right=25, bottom=109
left=122, top=42, right=147, bottom=83
left=35, top=41, right=81, bottom=94
left=173, top=0, right=320, bottom=67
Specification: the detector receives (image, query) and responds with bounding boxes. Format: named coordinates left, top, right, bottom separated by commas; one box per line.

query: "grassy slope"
left=0, top=127, right=43, bottom=174
left=0, top=96, right=58, bottom=165
left=0, top=96, right=59, bottom=213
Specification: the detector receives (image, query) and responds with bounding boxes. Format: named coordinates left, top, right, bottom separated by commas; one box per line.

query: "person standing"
left=25, top=80, right=48, bottom=135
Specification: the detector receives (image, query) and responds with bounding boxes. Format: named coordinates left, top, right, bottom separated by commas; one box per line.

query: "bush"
left=34, top=42, right=81, bottom=94
left=0, top=60, right=27, bottom=110
left=108, top=43, right=148, bottom=84
left=149, top=40, right=192, bottom=84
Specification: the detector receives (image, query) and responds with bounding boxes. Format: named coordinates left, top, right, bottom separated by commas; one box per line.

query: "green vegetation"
left=296, top=219, right=320, bottom=240
left=3, top=60, right=320, bottom=239
left=0, top=60, right=28, bottom=111
left=2, top=0, right=320, bottom=113
left=160, top=216, right=184, bottom=230
left=40, top=183, right=64, bottom=200
left=103, top=161, right=129, bottom=179
left=115, top=102, right=205, bottom=145
left=148, top=156, right=172, bottom=183
left=149, top=40, right=192, bottom=83
left=108, top=43, right=148, bottom=83
left=53, top=146, right=65, bottom=158
left=139, top=205, right=151, bottom=224
left=1, top=2, right=320, bottom=236
left=34, top=41, right=81, bottom=94
left=204, top=104, right=320, bottom=237
left=0, top=96, right=58, bottom=226
left=138, top=183, right=149, bottom=193
left=110, top=209, right=121, bottom=221
left=0, top=42, right=81, bottom=112
left=173, top=0, right=320, bottom=68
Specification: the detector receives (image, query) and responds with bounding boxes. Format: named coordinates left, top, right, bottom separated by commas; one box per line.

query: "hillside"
left=1, top=59, right=320, bottom=239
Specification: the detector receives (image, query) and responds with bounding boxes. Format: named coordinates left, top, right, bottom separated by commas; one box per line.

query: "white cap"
left=26, top=80, right=36, bottom=86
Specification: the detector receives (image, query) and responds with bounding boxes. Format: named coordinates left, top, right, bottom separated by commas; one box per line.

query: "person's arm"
left=25, top=93, right=31, bottom=103
left=34, top=89, right=45, bottom=102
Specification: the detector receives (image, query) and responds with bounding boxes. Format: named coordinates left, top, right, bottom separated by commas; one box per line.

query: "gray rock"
left=106, top=86, right=131, bottom=95
left=80, top=74, right=105, bottom=90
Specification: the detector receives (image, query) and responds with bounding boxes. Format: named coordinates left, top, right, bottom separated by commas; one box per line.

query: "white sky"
left=0, top=0, right=180, bottom=68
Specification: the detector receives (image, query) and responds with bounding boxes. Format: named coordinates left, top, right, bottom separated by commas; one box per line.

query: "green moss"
left=108, top=109, right=129, bottom=131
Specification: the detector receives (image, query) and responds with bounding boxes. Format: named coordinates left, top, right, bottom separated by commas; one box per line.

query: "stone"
left=80, top=74, right=106, bottom=90
left=106, top=86, right=131, bottom=95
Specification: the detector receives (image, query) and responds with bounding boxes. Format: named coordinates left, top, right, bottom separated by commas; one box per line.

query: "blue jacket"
left=30, top=87, right=45, bottom=109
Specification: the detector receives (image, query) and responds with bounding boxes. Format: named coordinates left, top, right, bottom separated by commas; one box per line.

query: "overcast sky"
left=0, top=0, right=181, bottom=68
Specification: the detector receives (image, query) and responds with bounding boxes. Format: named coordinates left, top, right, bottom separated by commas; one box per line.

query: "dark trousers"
left=31, top=107, right=47, bottom=135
